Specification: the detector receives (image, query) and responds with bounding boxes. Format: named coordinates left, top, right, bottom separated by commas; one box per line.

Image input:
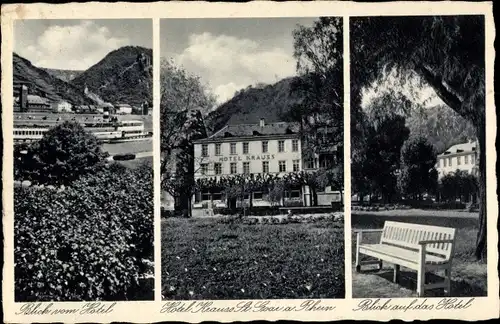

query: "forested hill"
left=206, top=77, right=303, bottom=133
left=41, top=68, right=83, bottom=83
left=406, top=105, right=476, bottom=154
left=13, top=53, right=94, bottom=105
left=71, top=46, right=153, bottom=106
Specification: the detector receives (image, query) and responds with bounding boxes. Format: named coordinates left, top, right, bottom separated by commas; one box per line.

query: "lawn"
left=162, top=217, right=345, bottom=300
left=351, top=211, right=487, bottom=298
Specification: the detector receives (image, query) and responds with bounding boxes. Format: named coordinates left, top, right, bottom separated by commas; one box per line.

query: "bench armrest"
left=353, top=229, right=384, bottom=233
left=418, top=239, right=455, bottom=245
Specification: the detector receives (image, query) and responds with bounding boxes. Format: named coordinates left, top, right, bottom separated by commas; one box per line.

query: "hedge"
left=14, top=162, right=153, bottom=301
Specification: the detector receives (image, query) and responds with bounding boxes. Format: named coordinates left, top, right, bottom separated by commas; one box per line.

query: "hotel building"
left=435, top=140, right=479, bottom=179
left=189, top=118, right=342, bottom=215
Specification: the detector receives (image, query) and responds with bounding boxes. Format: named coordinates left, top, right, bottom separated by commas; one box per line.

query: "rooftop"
left=439, top=140, right=477, bottom=156
left=209, top=121, right=300, bottom=139
left=27, top=95, right=49, bottom=105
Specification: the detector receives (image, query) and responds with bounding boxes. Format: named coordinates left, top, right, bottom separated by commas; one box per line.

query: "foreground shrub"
left=14, top=162, right=153, bottom=301
left=14, top=121, right=108, bottom=185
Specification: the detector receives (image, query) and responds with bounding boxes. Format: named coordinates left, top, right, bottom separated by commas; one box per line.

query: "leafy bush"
left=14, top=162, right=153, bottom=301
left=14, top=121, right=108, bottom=185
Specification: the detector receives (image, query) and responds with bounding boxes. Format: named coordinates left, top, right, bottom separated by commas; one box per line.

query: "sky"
left=160, top=17, right=317, bottom=104
left=14, top=19, right=152, bottom=71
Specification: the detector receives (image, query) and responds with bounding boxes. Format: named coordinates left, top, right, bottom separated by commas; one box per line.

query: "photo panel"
left=349, top=15, right=487, bottom=299
left=160, top=17, right=345, bottom=300
left=12, top=18, right=154, bottom=302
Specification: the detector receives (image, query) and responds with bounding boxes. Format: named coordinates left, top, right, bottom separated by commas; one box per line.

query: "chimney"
left=260, top=118, right=265, bottom=127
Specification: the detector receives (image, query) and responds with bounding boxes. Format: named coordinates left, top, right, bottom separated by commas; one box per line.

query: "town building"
left=51, top=100, right=73, bottom=113
left=189, top=118, right=342, bottom=215
left=13, top=81, right=29, bottom=112
left=26, top=95, right=51, bottom=112
left=436, top=140, right=479, bottom=179
left=116, top=103, right=133, bottom=115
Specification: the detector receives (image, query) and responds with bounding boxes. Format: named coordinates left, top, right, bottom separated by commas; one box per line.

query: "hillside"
left=207, top=75, right=475, bottom=154
left=206, top=77, right=303, bottom=133
left=13, top=53, right=94, bottom=105
left=71, top=46, right=153, bottom=106
left=407, top=105, right=476, bottom=153
left=41, top=68, right=83, bottom=83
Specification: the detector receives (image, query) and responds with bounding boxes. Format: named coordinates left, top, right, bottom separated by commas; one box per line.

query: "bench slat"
left=380, top=221, right=456, bottom=261
left=360, top=244, right=449, bottom=265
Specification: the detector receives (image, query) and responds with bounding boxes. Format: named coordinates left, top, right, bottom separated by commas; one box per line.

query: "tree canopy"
left=290, top=17, right=344, bottom=158
left=160, top=59, right=216, bottom=216
left=15, top=121, right=108, bottom=185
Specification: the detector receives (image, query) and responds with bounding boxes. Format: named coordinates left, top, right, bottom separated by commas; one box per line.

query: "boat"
left=13, top=117, right=151, bottom=143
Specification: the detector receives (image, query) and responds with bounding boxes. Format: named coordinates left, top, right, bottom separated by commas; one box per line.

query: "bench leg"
left=393, top=264, right=400, bottom=283
left=355, top=232, right=362, bottom=272
left=417, top=269, right=425, bottom=297
left=417, top=245, right=426, bottom=297
left=444, top=266, right=451, bottom=296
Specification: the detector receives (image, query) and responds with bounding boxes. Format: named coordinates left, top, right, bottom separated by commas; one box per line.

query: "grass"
left=162, top=217, right=345, bottom=300
left=352, top=211, right=487, bottom=298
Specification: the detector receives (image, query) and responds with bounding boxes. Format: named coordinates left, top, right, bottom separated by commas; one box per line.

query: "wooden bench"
left=354, top=221, right=456, bottom=297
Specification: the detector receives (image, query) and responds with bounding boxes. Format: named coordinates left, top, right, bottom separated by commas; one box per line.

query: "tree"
left=398, top=136, right=438, bottom=199
left=439, top=170, right=478, bottom=203
left=352, top=112, right=410, bottom=203
left=17, top=121, right=107, bottom=185
left=290, top=17, right=343, bottom=159
left=351, top=16, right=486, bottom=259
left=160, top=59, right=216, bottom=217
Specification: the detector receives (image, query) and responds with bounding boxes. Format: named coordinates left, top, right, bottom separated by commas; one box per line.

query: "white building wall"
left=436, top=152, right=477, bottom=178
left=193, top=137, right=302, bottom=177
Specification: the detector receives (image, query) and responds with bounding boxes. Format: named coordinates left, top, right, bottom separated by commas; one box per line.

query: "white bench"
left=354, top=221, right=456, bottom=297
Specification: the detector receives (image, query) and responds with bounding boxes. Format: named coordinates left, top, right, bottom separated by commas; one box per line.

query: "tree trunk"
left=475, top=124, right=487, bottom=260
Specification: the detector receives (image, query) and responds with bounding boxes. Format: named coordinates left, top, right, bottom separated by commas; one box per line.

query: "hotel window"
left=292, top=139, right=299, bottom=152
left=243, top=162, right=250, bottom=174
left=465, top=155, right=469, bottom=164
left=448, top=157, right=452, bottom=166
left=293, top=159, right=300, bottom=172
left=278, top=140, right=285, bottom=152
left=279, top=160, right=286, bottom=172
left=214, top=163, right=222, bottom=175
left=230, top=143, right=237, bottom=155
left=262, top=161, right=269, bottom=173
left=443, top=158, right=447, bottom=167
left=215, top=143, right=221, bottom=156
left=305, top=159, right=315, bottom=169
left=471, top=154, right=475, bottom=164
left=457, top=156, right=461, bottom=165
left=200, top=163, right=208, bottom=175
left=262, top=141, right=268, bottom=153
left=243, top=142, right=249, bottom=154
left=253, top=192, right=263, bottom=200
left=201, top=190, right=211, bottom=201
left=202, top=144, right=208, bottom=157
left=230, top=162, right=237, bottom=174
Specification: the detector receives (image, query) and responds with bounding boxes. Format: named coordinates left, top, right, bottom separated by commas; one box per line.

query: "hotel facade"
left=435, top=140, right=479, bottom=179
left=186, top=119, right=342, bottom=215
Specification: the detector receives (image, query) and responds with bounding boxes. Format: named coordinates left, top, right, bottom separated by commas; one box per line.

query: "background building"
left=52, top=100, right=73, bottom=113
left=436, top=140, right=479, bottom=178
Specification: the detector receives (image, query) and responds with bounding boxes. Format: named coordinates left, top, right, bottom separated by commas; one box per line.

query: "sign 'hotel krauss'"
left=218, top=154, right=276, bottom=162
